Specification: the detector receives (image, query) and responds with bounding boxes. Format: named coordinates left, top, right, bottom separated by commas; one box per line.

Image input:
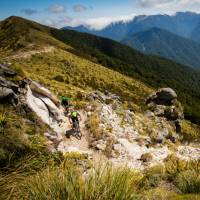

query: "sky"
left=1, top=0, right=200, bottom=29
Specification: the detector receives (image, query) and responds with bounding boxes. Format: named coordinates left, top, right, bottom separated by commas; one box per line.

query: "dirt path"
left=56, top=110, right=108, bottom=165
left=5, top=46, right=55, bottom=60
left=58, top=111, right=93, bottom=154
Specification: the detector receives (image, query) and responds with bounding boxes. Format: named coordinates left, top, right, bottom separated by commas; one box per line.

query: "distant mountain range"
left=64, top=12, right=200, bottom=69
left=122, top=27, right=200, bottom=69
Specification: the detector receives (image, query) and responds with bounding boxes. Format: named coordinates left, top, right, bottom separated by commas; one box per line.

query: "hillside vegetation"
left=0, top=16, right=200, bottom=200
left=1, top=16, right=200, bottom=124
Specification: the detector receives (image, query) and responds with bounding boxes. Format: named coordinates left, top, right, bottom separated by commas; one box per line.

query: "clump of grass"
left=140, top=153, right=153, bottom=163
left=19, top=164, right=141, bottom=200
left=74, top=100, right=87, bottom=110
left=181, top=120, right=200, bottom=142
left=104, top=137, right=117, bottom=158
left=0, top=152, right=63, bottom=200
left=0, top=112, right=9, bottom=133
left=53, top=74, right=64, bottom=82
left=164, top=155, right=200, bottom=181
left=0, top=105, right=49, bottom=170
left=140, top=165, right=165, bottom=189
left=142, top=188, right=176, bottom=200
left=87, top=112, right=103, bottom=140
left=174, top=170, right=200, bottom=194
left=139, top=157, right=200, bottom=196
left=11, top=63, right=26, bottom=77
left=171, top=194, right=200, bottom=200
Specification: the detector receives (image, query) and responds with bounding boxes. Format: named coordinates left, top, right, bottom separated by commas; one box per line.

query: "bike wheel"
left=76, top=131, right=82, bottom=140
left=74, top=121, right=82, bottom=140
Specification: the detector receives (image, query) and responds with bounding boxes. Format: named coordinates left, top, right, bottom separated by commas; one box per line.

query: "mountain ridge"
left=63, top=12, right=200, bottom=42
left=122, top=27, right=200, bottom=69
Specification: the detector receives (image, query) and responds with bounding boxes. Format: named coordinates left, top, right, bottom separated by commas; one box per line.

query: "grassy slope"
left=12, top=48, right=153, bottom=111
left=1, top=16, right=200, bottom=123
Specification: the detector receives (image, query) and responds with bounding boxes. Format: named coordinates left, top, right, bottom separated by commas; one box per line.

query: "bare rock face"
left=87, top=90, right=120, bottom=103
left=0, top=63, right=17, bottom=78
left=93, top=139, right=107, bottom=151
left=0, top=64, right=19, bottom=105
left=30, top=81, right=59, bottom=106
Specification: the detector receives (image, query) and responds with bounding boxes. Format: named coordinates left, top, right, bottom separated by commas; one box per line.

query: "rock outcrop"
left=146, top=88, right=177, bottom=106
left=0, top=63, right=68, bottom=150
left=146, top=88, right=184, bottom=134
left=0, top=65, right=19, bottom=105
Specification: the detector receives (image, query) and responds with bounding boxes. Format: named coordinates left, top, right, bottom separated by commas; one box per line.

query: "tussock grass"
left=174, top=170, right=200, bottom=194
left=0, top=112, right=9, bottom=133
left=140, top=157, right=200, bottom=195
left=1, top=156, right=200, bottom=199
left=181, top=120, right=200, bottom=142
left=0, top=104, right=55, bottom=170
left=19, top=164, right=141, bottom=200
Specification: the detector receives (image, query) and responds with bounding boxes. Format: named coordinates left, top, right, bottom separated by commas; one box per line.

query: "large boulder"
left=30, top=81, right=59, bottom=106
left=147, top=88, right=177, bottom=106
left=146, top=88, right=183, bottom=121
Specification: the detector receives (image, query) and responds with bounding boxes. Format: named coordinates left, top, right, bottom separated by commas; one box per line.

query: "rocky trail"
left=0, top=63, right=200, bottom=170
left=58, top=111, right=93, bottom=155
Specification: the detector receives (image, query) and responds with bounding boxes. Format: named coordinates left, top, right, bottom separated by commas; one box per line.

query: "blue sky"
left=1, top=0, right=200, bottom=29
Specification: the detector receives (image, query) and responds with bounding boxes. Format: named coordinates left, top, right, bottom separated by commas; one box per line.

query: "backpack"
left=71, top=111, right=78, bottom=118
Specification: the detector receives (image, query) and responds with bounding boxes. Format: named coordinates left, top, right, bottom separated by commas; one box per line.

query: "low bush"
left=53, top=74, right=64, bottom=82
left=140, top=165, right=164, bottom=189
left=181, top=120, right=200, bottom=142
left=0, top=112, right=9, bottom=133
left=174, top=170, right=200, bottom=194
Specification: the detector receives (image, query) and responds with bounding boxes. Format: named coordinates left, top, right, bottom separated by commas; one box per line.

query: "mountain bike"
left=72, top=119, right=82, bottom=140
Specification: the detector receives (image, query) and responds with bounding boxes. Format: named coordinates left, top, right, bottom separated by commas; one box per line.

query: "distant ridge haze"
left=63, top=12, right=200, bottom=42
left=64, top=12, right=200, bottom=69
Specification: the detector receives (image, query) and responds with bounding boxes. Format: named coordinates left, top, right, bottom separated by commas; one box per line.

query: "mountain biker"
left=61, top=96, right=70, bottom=113
left=68, top=108, right=81, bottom=131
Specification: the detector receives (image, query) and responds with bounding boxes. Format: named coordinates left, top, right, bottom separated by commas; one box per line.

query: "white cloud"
left=73, top=5, right=88, bottom=13
left=48, top=4, right=66, bottom=14
left=84, top=14, right=136, bottom=30
left=41, top=0, right=200, bottom=30
left=42, top=18, right=57, bottom=27
left=21, top=9, right=37, bottom=15
left=134, top=0, right=200, bottom=12
left=136, top=0, right=176, bottom=7
left=41, top=14, right=135, bottom=29
left=42, top=16, right=73, bottom=28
